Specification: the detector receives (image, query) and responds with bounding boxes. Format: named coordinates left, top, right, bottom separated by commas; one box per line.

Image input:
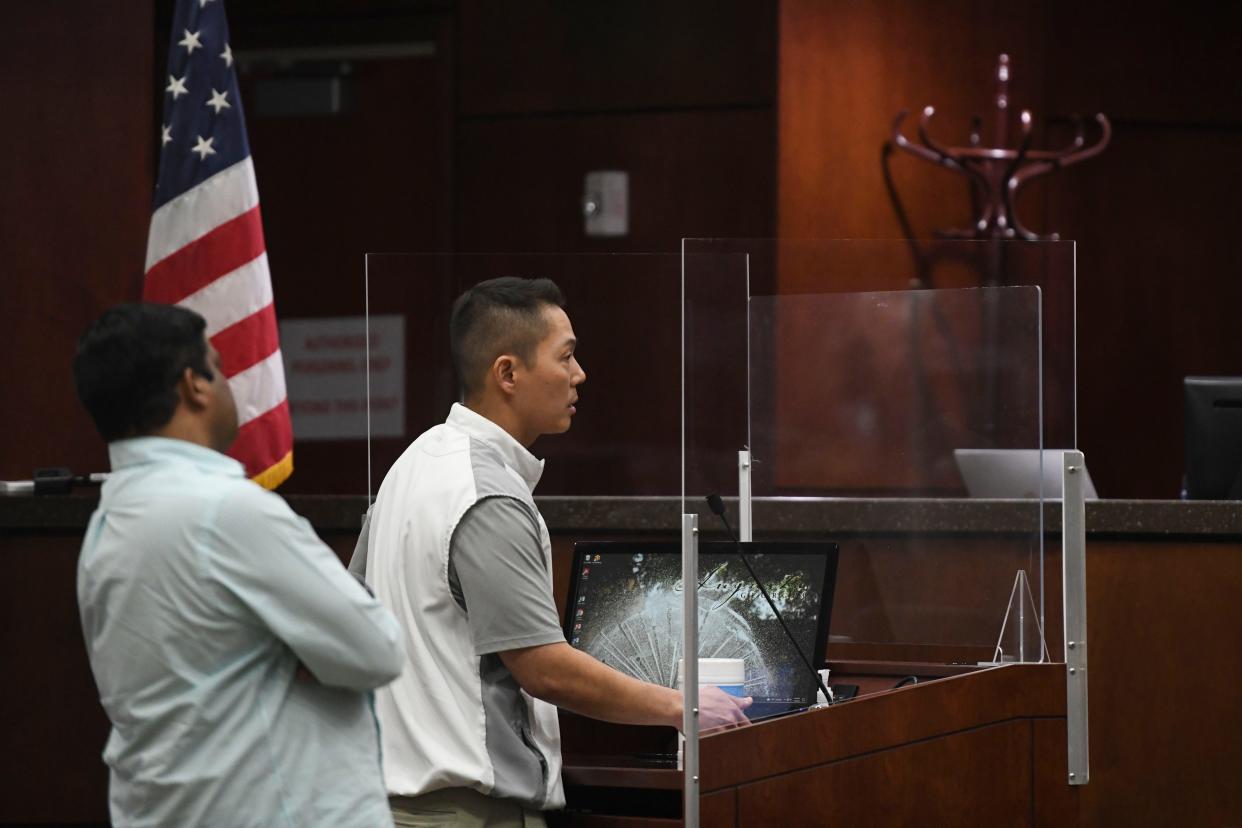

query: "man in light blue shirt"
left=73, top=303, right=405, bottom=827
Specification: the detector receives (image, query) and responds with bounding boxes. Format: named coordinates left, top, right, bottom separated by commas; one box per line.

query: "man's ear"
left=492, top=354, right=518, bottom=397
left=179, top=366, right=212, bottom=412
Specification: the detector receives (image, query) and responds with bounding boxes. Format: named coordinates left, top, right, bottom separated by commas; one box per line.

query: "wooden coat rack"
left=890, top=54, right=1110, bottom=242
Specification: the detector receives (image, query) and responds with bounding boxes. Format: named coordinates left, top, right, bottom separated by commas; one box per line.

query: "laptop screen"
left=566, top=541, right=838, bottom=719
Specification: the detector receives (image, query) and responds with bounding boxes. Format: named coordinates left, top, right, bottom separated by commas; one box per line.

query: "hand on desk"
left=500, top=642, right=754, bottom=731
left=698, top=685, right=752, bottom=732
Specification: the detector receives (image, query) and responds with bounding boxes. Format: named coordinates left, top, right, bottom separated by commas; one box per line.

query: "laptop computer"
left=565, top=540, right=839, bottom=723
left=953, top=448, right=1099, bottom=499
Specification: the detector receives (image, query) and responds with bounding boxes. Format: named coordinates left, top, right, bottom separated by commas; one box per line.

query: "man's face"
left=513, top=305, right=586, bottom=443
left=203, top=340, right=239, bottom=452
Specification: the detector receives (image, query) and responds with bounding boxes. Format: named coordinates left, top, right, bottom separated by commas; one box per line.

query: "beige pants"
left=390, top=788, right=548, bottom=828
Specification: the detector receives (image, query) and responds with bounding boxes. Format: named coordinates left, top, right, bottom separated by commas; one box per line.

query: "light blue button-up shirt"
left=78, top=437, right=404, bottom=827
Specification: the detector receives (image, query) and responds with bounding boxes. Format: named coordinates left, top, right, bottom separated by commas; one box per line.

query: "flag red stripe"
left=144, top=206, right=266, bottom=304
left=211, top=303, right=279, bottom=379
left=227, top=399, right=292, bottom=478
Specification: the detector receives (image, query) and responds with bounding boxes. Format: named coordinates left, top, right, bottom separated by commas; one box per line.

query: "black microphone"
left=705, top=494, right=832, bottom=706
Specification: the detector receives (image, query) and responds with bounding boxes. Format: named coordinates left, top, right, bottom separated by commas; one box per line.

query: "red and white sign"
left=280, top=316, right=404, bottom=440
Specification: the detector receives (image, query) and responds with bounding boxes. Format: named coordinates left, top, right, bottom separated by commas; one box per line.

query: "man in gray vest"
left=354, top=277, right=751, bottom=826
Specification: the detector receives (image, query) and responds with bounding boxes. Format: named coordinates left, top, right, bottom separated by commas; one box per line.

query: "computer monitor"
left=1184, top=376, right=1242, bottom=500
left=565, top=541, right=839, bottom=720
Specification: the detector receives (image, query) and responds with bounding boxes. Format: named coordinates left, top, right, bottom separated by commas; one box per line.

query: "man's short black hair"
left=450, top=277, right=566, bottom=398
left=73, top=303, right=214, bottom=442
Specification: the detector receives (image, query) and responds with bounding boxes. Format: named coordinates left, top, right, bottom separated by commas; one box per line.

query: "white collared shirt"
left=78, top=436, right=404, bottom=827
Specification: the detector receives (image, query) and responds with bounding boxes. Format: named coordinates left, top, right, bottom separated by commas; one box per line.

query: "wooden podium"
left=553, top=663, right=1077, bottom=827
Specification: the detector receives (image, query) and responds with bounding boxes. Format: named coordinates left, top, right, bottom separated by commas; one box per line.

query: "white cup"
left=675, top=657, right=746, bottom=696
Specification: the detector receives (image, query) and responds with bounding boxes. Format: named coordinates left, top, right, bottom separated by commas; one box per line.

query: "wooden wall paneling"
left=455, top=109, right=775, bottom=254
left=0, top=2, right=155, bottom=481
left=240, top=29, right=454, bottom=292
left=348, top=254, right=459, bottom=497
left=1039, top=4, right=1242, bottom=499
left=700, top=788, right=738, bottom=827
left=452, top=2, right=779, bottom=499
left=0, top=534, right=110, bottom=823
left=1044, top=2, right=1242, bottom=126
left=776, top=1, right=1242, bottom=498
left=1033, top=717, right=1078, bottom=827
left=777, top=0, right=1048, bottom=243
left=772, top=2, right=1080, bottom=500
left=454, top=109, right=774, bottom=496
left=234, top=13, right=455, bottom=494
left=1081, top=539, right=1242, bottom=825
left=1045, top=125, right=1242, bottom=498
left=458, top=0, right=776, bottom=115
left=1041, top=537, right=1065, bottom=663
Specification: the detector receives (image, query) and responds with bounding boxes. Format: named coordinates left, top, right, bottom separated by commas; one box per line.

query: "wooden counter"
left=3, top=495, right=1239, bottom=825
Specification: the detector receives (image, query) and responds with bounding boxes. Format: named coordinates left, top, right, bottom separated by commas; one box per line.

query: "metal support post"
left=738, top=450, right=753, bottom=542
left=681, top=513, right=700, bottom=825
left=1062, top=450, right=1089, bottom=785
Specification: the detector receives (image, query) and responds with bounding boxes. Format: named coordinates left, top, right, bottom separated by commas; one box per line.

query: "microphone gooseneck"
left=704, top=494, right=832, bottom=705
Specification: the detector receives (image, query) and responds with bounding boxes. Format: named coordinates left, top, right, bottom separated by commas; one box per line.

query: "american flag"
left=144, top=0, right=293, bottom=489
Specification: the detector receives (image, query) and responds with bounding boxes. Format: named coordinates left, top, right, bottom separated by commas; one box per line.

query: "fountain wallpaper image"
left=572, top=551, right=829, bottom=707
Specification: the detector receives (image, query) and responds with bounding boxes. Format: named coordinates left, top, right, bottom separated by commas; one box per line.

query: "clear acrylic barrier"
left=747, top=286, right=1044, bottom=655
left=683, top=238, right=1076, bottom=500
left=682, top=238, right=1076, bottom=821
left=357, top=244, right=1077, bottom=821
left=363, top=252, right=684, bottom=502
